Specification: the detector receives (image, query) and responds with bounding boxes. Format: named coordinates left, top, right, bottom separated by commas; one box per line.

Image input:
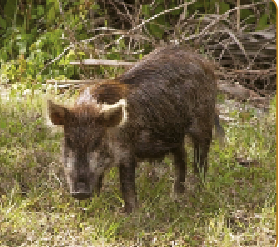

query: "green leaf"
left=244, top=15, right=256, bottom=25
left=256, top=14, right=268, bottom=31
left=91, top=4, right=100, bottom=10
left=68, top=49, right=76, bottom=60
left=0, top=120, right=7, bottom=129
left=142, top=5, right=150, bottom=17
left=47, top=5, right=56, bottom=22
left=37, top=5, right=44, bottom=16
left=4, top=0, right=17, bottom=19
left=192, top=1, right=206, bottom=9
left=149, top=23, right=163, bottom=39
left=240, top=9, right=253, bottom=20
left=169, top=3, right=182, bottom=16
left=0, top=16, right=7, bottom=29
left=219, top=2, right=230, bottom=15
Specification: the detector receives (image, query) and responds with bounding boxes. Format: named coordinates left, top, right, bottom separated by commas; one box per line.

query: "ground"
left=0, top=83, right=276, bottom=247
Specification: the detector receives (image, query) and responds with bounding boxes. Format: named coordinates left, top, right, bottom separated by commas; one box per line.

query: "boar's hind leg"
left=193, top=138, right=211, bottom=181
left=173, top=142, right=187, bottom=194
left=119, top=160, right=136, bottom=213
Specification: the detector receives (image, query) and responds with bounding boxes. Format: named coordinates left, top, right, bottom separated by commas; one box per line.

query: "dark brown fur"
left=79, top=80, right=131, bottom=105
left=48, top=45, right=219, bottom=213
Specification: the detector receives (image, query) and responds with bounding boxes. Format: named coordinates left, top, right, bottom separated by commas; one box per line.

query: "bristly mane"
left=79, top=80, right=131, bottom=105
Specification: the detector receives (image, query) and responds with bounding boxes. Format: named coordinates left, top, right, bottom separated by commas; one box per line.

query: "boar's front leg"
left=94, top=174, right=104, bottom=196
left=119, top=159, right=137, bottom=213
left=173, top=142, right=187, bottom=195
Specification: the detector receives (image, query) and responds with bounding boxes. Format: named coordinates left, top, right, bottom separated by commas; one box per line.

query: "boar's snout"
left=70, top=182, right=92, bottom=200
left=71, top=191, right=91, bottom=200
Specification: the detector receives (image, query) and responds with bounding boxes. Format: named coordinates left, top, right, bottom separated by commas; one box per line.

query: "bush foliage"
left=0, top=0, right=276, bottom=85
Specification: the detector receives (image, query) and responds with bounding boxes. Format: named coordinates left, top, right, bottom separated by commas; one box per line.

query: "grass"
left=0, top=85, right=276, bottom=247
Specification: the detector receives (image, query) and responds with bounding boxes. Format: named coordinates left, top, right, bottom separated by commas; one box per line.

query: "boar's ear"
left=47, top=100, right=67, bottom=126
left=99, top=99, right=127, bottom=128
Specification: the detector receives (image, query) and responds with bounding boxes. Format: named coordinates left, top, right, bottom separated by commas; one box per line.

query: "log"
left=46, top=79, right=107, bottom=85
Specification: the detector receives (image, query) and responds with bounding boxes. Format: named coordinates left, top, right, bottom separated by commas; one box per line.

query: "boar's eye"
left=65, top=136, right=75, bottom=149
left=88, top=136, right=102, bottom=150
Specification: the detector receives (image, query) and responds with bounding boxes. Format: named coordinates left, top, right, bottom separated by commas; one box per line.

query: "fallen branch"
left=69, top=59, right=136, bottom=66
left=46, top=79, right=106, bottom=85
left=39, top=31, right=129, bottom=75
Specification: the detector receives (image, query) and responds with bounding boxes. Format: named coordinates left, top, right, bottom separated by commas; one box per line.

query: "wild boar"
left=48, top=45, right=220, bottom=212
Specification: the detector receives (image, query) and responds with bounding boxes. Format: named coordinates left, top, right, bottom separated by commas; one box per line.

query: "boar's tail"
left=214, top=114, right=225, bottom=145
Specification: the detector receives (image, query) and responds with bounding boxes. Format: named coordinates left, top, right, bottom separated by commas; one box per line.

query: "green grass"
left=0, top=86, right=276, bottom=247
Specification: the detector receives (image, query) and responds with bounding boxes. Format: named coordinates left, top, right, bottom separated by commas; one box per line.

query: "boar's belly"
left=135, top=129, right=181, bottom=159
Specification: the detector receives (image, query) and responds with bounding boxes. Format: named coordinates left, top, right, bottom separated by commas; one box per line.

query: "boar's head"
left=47, top=99, right=127, bottom=199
